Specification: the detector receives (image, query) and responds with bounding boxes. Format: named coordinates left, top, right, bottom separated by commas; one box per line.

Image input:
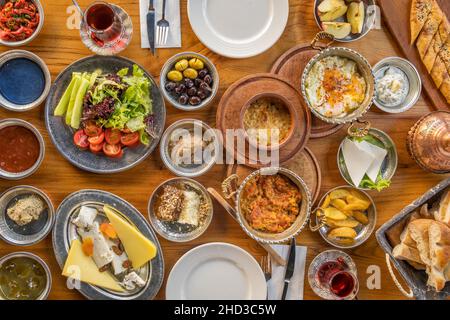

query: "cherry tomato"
left=89, top=142, right=104, bottom=153
left=105, top=128, right=122, bottom=145
left=121, top=128, right=132, bottom=134
left=120, top=132, right=140, bottom=146
left=88, top=132, right=105, bottom=145
left=103, top=143, right=122, bottom=158
left=74, top=129, right=89, bottom=149
left=84, top=121, right=102, bottom=137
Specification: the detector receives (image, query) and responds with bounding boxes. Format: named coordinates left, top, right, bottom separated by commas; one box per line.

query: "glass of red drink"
left=308, top=250, right=359, bottom=300
left=83, top=1, right=122, bottom=47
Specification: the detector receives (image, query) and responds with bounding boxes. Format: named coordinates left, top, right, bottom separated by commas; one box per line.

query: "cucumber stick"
left=65, top=75, right=82, bottom=125
left=70, top=78, right=90, bottom=129
left=54, top=74, right=79, bottom=116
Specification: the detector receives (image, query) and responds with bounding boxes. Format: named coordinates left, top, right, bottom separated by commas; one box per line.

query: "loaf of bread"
left=427, top=221, right=450, bottom=291
left=434, top=190, right=450, bottom=225
left=408, top=219, right=434, bottom=265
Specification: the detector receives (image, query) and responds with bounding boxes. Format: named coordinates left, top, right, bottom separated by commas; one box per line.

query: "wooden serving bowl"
left=239, top=92, right=297, bottom=152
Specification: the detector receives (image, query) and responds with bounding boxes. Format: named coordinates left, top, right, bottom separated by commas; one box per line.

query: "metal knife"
left=281, top=238, right=296, bottom=300
left=146, top=0, right=156, bottom=55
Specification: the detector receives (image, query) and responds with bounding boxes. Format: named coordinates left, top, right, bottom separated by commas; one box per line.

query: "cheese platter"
left=52, top=189, right=164, bottom=300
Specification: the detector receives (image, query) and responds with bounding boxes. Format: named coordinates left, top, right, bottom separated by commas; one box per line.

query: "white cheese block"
left=72, top=206, right=98, bottom=229
left=78, top=222, right=114, bottom=268
left=178, top=190, right=200, bottom=226
left=356, top=141, right=388, bottom=182
left=342, top=138, right=375, bottom=187
left=121, top=271, right=146, bottom=291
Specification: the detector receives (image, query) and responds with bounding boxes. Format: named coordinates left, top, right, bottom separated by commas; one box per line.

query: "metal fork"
left=156, top=0, right=169, bottom=46
left=261, top=255, right=272, bottom=299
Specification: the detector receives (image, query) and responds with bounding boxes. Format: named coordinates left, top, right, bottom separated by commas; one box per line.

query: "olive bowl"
left=160, top=52, right=219, bottom=111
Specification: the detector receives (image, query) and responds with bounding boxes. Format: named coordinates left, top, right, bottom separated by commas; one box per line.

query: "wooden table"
left=0, top=0, right=447, bottom=300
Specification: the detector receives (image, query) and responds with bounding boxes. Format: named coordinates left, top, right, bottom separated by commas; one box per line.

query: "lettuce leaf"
left=359, top=173, right=391, bottom=191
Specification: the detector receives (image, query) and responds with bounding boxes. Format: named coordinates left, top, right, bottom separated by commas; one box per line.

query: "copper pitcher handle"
left=348, top=119, right=371, bottom=138
left=222, top=174, right=239, bottom=199
left=309, top=207, right=326, bottom=232
left=311, top=31, right=334, bottom=50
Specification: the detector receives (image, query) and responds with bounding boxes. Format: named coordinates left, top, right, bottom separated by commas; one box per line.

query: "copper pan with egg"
left=222, top=167, right=311, bottom=244
left=301, top=32, right=375, bottom=125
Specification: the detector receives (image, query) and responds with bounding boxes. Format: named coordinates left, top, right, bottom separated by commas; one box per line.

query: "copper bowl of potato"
left=310, top=185, right=377, bottom=248
left=313, top=0, right=376, bottom=42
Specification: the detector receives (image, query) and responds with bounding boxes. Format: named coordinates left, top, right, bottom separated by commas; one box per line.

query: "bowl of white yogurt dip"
left=373, top=57, right=421, bottom=113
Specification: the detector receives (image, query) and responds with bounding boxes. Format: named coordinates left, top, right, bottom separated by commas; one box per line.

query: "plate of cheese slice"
left=52, top=189, right=164, bottom=300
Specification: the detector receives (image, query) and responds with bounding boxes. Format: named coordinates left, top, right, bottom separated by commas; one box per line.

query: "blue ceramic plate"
left=45, top=55, right=165, bottom=173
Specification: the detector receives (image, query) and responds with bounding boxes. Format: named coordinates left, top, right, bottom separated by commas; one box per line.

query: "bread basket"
left=375, top=178, right=450, bottom=300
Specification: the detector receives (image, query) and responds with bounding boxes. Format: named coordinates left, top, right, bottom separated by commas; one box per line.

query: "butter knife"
left=147, top=0, right=156, bottom=55
left=281, top=238, right=296, bottom=300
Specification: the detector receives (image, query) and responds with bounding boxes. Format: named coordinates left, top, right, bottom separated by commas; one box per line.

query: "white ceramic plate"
left=166, top=242, right=267, bottom=300
left=187, top=0, right=289, bottom=58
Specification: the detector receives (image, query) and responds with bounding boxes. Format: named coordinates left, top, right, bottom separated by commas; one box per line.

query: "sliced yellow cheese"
left=104, top=206, right=157, bottom=269
left=62, top=239, right=124, bottom=292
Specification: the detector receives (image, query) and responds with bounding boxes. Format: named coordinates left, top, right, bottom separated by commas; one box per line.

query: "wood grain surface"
left=0, top=0, right=448, bottom=300
left=378, top=0, right=450, bottom=110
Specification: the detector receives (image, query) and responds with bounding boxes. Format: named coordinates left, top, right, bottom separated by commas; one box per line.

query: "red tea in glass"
left=84, top=2, right=122, bottom=46
left=329, top=271, right=356, bottom=298
left=316, top=257, right=358, bottom=299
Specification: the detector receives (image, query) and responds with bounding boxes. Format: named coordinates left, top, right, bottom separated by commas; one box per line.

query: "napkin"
left=139, top=0, right=181, bottom=49
left=267, top=245, right=307, bottom=300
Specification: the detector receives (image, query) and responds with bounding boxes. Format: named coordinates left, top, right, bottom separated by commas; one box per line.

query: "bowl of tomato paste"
left=0, top=118, right=45, bottom=180
left=0, top=0, right=44, bottom=46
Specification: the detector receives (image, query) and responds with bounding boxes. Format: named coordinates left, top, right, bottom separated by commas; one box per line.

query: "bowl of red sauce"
left=0, top=118, right=45, bottom=180
left=0, top=0, right=44, bottom=46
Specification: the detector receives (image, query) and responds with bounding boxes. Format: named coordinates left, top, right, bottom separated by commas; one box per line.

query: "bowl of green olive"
left=161, top=52, right=219, bottom=111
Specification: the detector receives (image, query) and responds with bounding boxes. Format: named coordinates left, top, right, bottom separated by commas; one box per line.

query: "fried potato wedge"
left=325, top=218, right=360, bottom=229
left=324, top=207, right=348, bottom=220
left=330, top=198, right=347, bottom=210
left=321, top=195, right=331, bottom=209
left=328, top=227, right=357, bottom=239
left=329, top=189, right=351, bottom=200
left=352, top=211, right=369, bottom=225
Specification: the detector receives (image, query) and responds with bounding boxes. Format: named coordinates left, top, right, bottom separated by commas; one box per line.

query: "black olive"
left=187, top=87, right=197, bottom=96
left=175, top=83, right=187, bottom=95
left=165, top=81, right=176, bottom=92
left=178, top=93, right=189, bottom=105
left=189, top=96, right=201, bottom=105
left=194, top=78, right=204, bottom=87
left=184, top=78, right=195, bottom=88
left=198, top=69, right=209, bottom=79
left=199, top=82, right=212, bottom=93
left=203, top=74, right=213, bottom=85
left=197, top=89, right=207, bottom=100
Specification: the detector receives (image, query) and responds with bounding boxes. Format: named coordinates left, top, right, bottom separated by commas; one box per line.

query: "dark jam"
left=0, top=125, right=40, bottom=173
left=86, top=3, right=115, bottom=31
left=0, top=257, right=47, bottom=300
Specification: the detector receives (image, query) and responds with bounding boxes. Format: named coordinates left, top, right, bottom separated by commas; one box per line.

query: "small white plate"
left=187, top=0, right=289, bottom=59
left=166, top=242, right=267, bottom=300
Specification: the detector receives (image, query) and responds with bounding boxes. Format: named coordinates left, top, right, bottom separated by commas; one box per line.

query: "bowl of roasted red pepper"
left=0, top=0, right=43, bottom=46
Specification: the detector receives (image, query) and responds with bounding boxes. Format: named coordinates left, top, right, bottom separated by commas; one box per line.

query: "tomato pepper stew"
left=0, top=125, right=40, bottom=173
left=0, top=0, right=40, bottom=42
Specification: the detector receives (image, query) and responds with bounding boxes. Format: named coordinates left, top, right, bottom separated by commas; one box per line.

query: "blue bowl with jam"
left=0, top=50, right=50, bottom=112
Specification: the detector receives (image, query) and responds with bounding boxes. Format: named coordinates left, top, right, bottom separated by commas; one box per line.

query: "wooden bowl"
left=239, top=92, right=297, bottom=152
